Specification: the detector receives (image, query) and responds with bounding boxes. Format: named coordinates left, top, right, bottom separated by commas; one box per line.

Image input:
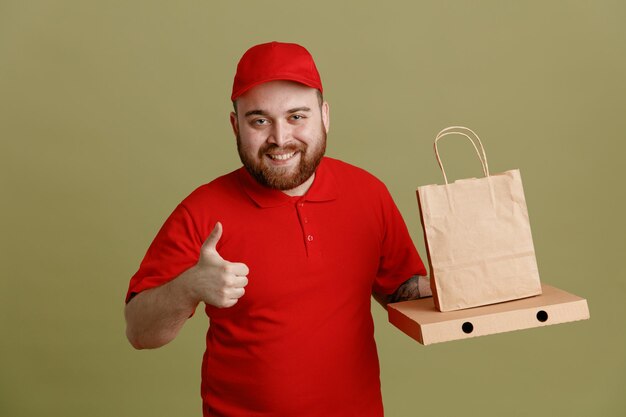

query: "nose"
left=267, top=120, right=290, bottom=147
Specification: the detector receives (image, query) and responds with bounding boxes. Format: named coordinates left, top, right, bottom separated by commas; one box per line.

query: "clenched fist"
left=187, top=222, right=249, bottom=308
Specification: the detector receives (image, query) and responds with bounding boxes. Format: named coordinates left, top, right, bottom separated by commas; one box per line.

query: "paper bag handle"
left=434, top=126, right=490, bottom=184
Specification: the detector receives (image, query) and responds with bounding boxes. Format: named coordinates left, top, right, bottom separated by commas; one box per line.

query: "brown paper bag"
left=417, top=126, right=542, bottom=312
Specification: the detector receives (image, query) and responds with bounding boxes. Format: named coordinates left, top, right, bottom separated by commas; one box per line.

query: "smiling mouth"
left=267, top=151, right=297, bottom=161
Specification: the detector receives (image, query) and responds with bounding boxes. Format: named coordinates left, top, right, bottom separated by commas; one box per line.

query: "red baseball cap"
left=231, top=41, right=323, bottom=101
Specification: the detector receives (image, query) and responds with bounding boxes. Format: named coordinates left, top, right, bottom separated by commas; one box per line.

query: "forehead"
left=236, top=80, right=320, bottom=113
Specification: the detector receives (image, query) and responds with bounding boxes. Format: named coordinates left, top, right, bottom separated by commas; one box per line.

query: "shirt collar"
left=237, top=157, right=339, bottom=208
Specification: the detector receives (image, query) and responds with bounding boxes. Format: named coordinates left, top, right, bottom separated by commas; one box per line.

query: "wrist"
left=174, top=265, right=202, bottom=309
left=417, top=275, right=432, bottom=298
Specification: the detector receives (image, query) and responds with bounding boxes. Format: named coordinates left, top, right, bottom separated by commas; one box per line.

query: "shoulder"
left=167, top=168, right=249, bottom=237
left=322, top=157, right=385, bottom=184
left=322, top=157, right=389, bottom=193
left=179, top=168, right=244, bottom=210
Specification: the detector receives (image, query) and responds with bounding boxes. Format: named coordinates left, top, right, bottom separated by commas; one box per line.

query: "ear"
left=321, top=101, right=330, bottom=134
left=229, top=111, right=239, bottom=137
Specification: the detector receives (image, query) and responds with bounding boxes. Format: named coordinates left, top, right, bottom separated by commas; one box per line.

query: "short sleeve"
left=125, top=204, right=203, bottom=303
left=372, top=186, right=427, bottom=295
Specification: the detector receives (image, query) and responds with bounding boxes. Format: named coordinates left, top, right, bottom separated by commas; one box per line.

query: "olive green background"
left=2, top=1, right=624, bottom=416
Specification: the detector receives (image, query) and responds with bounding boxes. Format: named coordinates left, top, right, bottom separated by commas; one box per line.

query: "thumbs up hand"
left=187, top=222, right=249, bottom=308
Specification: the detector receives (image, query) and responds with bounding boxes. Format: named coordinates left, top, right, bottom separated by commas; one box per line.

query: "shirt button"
left=304, top=218, right=309, bottom=223
left=299, top=202, right=305, bottom=207
left=307, top=235, right=314, bottom=242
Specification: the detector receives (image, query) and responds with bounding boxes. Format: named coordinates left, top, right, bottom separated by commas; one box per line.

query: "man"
left=125, top=41, right=430, bottom=417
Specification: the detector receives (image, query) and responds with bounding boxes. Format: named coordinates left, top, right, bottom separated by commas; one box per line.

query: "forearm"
left=124, top=267, right=199, bottom=350
left=373, top=275, right=431, bottom=310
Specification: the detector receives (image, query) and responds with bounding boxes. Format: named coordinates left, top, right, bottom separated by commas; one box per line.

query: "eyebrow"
left=244, top=106, right=312, bottom=117
left=286, top=106, right=312, bottom=114
left=244, top=109, right=268, bottom=117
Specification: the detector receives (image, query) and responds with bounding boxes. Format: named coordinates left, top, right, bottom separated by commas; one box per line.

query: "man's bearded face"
left=236, top=126, right=326, bottom=191
left=232, top=80, right=328, bottom=192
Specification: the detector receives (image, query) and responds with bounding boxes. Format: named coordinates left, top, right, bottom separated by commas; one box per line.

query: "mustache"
left=258, top=142, right=306, bottom=157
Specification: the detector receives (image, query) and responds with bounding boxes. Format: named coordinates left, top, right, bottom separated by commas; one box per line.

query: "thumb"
left=202, top=221, right=223, bottom=252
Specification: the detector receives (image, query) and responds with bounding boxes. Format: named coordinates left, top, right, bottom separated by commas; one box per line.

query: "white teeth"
left=268, top=152, right=296, bottom=161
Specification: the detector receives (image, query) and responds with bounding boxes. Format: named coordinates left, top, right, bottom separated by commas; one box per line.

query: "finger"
left=216, top=287, right=245, bottom=308
left=202, top=222, right=223, bottom=252
left=221, top=298, right=239, bottom=308
left=229, top=261, right=249, bottom=277
left=230, top=275, right=249, bottom=288
left=228, top=287, right=246, bottom=300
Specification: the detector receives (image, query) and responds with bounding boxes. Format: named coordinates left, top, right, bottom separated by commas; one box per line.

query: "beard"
left=237, top=128, right=327, bottom=191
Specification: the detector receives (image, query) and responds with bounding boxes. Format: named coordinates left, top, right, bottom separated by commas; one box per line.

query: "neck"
left=281, top=174, right=315, bottom=197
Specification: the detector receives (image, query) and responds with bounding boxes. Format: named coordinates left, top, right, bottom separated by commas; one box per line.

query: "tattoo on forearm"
left=388, top=275, right=422, bottom=303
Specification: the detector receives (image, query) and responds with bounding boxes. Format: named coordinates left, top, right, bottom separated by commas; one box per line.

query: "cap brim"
left=231, top=75, right=322, bottom=101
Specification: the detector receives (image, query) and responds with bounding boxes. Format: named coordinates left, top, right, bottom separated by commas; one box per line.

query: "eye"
left=252, top=118, right=269, bottom=126
left=290, top=114, right=305, bottom=121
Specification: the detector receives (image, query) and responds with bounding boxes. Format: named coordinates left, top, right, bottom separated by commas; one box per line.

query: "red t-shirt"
left=127, top=157, right=426, bottom=416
